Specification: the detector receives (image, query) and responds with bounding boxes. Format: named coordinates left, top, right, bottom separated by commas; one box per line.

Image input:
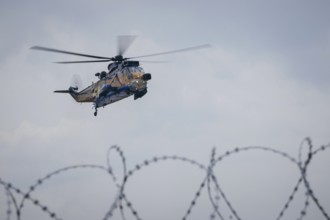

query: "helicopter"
left=31, top=36, right=210, bottom=116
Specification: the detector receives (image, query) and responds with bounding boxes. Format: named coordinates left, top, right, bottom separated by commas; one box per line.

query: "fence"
left=1, top=138, right=329, bottom=220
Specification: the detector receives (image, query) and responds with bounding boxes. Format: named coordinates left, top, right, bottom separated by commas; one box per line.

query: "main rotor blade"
left=30, top=46, right=112, bottom=60
left=128, top=44, right=211, bottom=59
left=55, top=59, right=112, bottom=64
left=117, top=35, right=137, bottom=56
left=139, top=60, right=169, bottom=63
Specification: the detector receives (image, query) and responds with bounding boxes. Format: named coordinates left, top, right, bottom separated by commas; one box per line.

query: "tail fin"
left=54, top=87, right=79, bottom=102
left=54, top=86, right=78, bottom=93
left=54, top=90, right=71, bottom=93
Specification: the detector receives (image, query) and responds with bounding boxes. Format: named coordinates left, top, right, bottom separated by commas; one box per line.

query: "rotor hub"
left=114, top=55, right=124, bottom=62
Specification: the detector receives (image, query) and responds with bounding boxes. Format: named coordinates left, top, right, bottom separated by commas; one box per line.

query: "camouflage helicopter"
left=31, top=36, right=209, bottom=116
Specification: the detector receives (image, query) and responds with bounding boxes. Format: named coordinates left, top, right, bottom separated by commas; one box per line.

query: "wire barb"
left=1, top=138, right=330, bottom=220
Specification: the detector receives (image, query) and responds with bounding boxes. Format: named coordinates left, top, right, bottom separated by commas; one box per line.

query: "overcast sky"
left=1, top=0, right=330, bottom=219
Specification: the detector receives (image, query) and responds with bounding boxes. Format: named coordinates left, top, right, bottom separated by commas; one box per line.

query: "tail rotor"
left=70, top=74, right=83, bottom=91
left=54, top=74, right=82, bottom=95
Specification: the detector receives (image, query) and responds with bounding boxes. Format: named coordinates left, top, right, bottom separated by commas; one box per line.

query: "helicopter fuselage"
left=58, top=61, right=151, bottom=115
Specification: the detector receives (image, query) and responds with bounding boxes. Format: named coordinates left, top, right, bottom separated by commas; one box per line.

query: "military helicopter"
left=31, top=36, right=209, bottom=116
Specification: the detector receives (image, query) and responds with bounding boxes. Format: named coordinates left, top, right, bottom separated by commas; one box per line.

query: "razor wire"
left=1, top=138, right=329, bottom=220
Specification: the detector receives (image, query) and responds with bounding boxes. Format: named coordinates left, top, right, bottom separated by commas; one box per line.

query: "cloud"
left=147, top=45, right=330, bottom=150
left=0, top=119, right=87, bottom=145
